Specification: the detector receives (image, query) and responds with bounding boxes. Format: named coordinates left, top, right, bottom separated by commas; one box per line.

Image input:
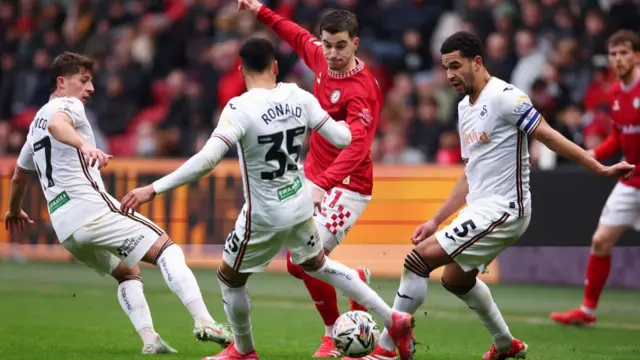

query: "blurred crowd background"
left=0, top=0, right=636, bottom=168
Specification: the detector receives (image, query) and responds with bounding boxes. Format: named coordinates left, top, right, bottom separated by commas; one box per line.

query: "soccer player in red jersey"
left=551, top=30, right=640, bottom=326
left=238, top=0, right=402, bottom=358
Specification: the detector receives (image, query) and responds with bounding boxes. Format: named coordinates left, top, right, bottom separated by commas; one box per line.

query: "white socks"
left=307, top=258, right=394, bottom=328
left=324, top=325, right=334, bottom=337
left=379, top=268, right=428, bottom=351
left=218, top=278, right=255, bottom=354
left=117, top=279, right=158, bottom=344
left=456, top=278, right=513, bottom=351
left=157, top=244, right=215, bottom=324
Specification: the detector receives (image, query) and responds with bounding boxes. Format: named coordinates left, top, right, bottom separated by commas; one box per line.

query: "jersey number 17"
left=258, top=126, right=306, bottom=180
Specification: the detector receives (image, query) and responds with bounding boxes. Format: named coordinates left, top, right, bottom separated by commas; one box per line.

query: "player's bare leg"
left=366, top=236, right=526, bottom=360
left=286, top=226, right=371, bottom=358
left=202, top=262, right=259, bottom=360
left=142, top=233, right=232, bottom=346
left=299, top=251, right=416, bottom=360
left=111, top=262, right=177, bottom=354
left=551, top=224, right=626, bottom=326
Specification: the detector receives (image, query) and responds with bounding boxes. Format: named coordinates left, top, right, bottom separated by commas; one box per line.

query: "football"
left=332, top=311, right=380, bottom=358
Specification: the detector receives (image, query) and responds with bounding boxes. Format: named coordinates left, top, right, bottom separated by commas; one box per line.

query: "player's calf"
left=441, top=264, right=515, bottom=355
left=216, top=262, right=256, bottom=356
left=144, top=234, right=232, bottom=346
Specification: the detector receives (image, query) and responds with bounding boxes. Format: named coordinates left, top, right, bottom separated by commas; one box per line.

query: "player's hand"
left=311, top=186, right=325, bottom=215
left=238, top=0, right=262, bottom=14
left=4, top=210, right=34, bottom=231
left=120, top=185, right=156, bottom=214
left=602, top=161, right=635, bottom=180
left=411, top=219, right=439, bottom=245
left=80, top=142, right=113, bottom=170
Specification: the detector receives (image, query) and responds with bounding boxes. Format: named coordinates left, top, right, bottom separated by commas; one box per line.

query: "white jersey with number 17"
left=458, top=77, right=542, bottom=218
left=212, top=83, right=335, bottom=231
left=16, top=96, right=111, bottom=242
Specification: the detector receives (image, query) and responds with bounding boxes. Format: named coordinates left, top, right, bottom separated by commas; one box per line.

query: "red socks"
left=582, top=253, right=612, bottom=310
left=285, top=251, right=340, bottom=326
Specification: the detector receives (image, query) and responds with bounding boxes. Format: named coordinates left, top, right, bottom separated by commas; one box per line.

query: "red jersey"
left=257, top=7, right=382, bottom=195
left=594, top=78, right=640, bottom=188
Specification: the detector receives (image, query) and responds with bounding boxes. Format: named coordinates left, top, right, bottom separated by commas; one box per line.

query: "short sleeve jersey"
left=457, top=77, right=542, bottom=217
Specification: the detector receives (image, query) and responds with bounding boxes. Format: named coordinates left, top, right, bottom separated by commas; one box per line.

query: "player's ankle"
left=580, top=305, right=596, bottom=317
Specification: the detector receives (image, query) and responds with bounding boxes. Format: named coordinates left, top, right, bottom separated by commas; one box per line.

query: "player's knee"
left=298, top=251, right=325, bottom=273
left=591, top=231, right=617, bottom=256
left=441, top=277, right=476, bottom=296
left=403, top=249, right=432, bottom=278
left=286, top=253, right=304, bottom=279
left=112, top=264, right=142, bottom=284
left=217, top=262, right=249, bottom=289
left=142, top=233, right=175, bottom=265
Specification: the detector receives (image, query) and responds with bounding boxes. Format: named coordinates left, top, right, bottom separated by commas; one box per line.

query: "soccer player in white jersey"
left=120, top=37, right=417, bottom=360
left=3, top=52, right=232, bottom=354
left=355, top=32, right=635, bottom=360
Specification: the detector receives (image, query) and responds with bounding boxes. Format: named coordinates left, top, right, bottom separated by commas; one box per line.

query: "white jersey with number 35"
left=457, top=77, right=542, bottom=217
left=17, top=97, right=111, bottom=242
left=213, top=83, right=334, bottom=230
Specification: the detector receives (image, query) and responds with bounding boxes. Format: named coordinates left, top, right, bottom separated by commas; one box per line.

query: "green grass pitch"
left=1, top=261, right=639, bottom=359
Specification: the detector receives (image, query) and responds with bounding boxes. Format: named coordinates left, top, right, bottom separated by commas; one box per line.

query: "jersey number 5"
left=34, top=136, right=55, bottom=188
left=258, top=126, right=306, bottom=180
left=445, top=220, right=477, bottom=242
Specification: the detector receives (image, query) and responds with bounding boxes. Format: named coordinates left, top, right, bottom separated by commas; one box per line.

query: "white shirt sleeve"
left=16, top=142, right=36, bottom=173
left=152, top=103, right=247, bottom=194
left=496, top=88, right=542, bottom=135
left=301, top=90, right=351, bottom=148
left=53, top=97, right=87, bottom=127
left=458, top=104, right=469, bottom=160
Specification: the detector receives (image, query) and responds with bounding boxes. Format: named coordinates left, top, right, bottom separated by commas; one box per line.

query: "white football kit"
left=435, top=77, right=541, bottom=272
left=152, top=83, right=351, bottom=273
left=17, top=97, right=162, bottom=275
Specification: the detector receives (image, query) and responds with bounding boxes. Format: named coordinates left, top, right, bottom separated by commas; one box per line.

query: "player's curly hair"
left=47, top=52, right=95, bottom=92
left=440, top=31, right=485, bottom=59
left=320, top=9, right=358, bottom=39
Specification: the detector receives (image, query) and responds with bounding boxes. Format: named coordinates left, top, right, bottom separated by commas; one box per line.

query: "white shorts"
left=435, top=203, right=530, bottom=273
left=599, top=182, right=640, bottom=230
left=62, top=210, right=164, bottom=276
left=223, top=216, right=322, bottom=273
left=313, top=187, right=371, bottom=251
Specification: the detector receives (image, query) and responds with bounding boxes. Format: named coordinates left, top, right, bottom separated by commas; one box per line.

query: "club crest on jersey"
left=613, top=100, right=620, bottom=111
left=330, top=90, right=341, bottom=104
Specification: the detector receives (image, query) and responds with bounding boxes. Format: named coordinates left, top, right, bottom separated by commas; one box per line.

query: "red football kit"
left=593, top=77, right=640, bottom=188
left=257, top=7, right=382, bottom=195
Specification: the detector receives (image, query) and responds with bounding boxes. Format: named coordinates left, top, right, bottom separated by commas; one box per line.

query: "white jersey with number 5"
left=458, top=77, right=542, bottom=217
left=16, top=97, right=111, bottom=241
left=212, top=83, right=333, bottom=230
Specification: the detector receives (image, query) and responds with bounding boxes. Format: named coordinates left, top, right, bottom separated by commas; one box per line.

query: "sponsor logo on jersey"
left=513, top=95, right=531, bottom=115
left=358, top=108, right=373, bottom=127
left=48, top=191, right=70, bottom=214
left=277, top=176, right=303, bottom=201
left=613, top=100, right=620, bottom=111
left=619, top=124, right=640, bottom=134
left=634, top=97, right=640, bottom=109
left=462, top=130, right=491, bottom=145
left=117, top=234, right=145, bottom=258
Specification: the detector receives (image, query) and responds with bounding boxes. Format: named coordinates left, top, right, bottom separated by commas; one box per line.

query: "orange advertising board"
left=0, top=157, right=499, bottom=282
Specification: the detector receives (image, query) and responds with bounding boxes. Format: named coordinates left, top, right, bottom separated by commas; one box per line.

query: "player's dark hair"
left=608, top=30, right=640, bottom=52
left=440, top=31, right=485, bottom=59
left=239, top=37, right=276, bottom=73
left=47, top=52, right=95, bottom=92
left=320, top=9, right=358, bottom=39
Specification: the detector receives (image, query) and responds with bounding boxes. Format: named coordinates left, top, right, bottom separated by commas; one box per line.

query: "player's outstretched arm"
left=591, top=125, right=621, bottom=161
left=531, top=117, right=635, bottom=178
left=239, top=0, right=325, bottom=73
left=120, top=137, right=231, bottom=213
left=48, top=113, right=112, bottom=169
left=315, top=119, right=351, bottom=148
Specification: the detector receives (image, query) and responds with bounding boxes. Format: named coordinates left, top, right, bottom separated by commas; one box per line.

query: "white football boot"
left=194, top=320, right=233, bottom=347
